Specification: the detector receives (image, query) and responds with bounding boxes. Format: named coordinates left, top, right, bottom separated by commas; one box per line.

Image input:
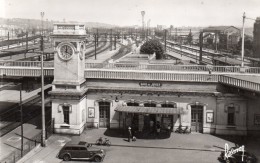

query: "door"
left=99, top=102, right=110, bottom=128
left=78, top=147, right=89, bottom=159
left=191, top=105, right=203, bottom=133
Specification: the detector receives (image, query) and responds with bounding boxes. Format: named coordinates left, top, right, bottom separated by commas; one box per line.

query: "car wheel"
left=96, top=140, right=101, bottom=145
left=106, top=141, right=111, bottom=146
left=63, top=154, right=71, bottom=161
left=226, top=158, right=232, bottom=163
left=94, top=156, right=102, bottom=162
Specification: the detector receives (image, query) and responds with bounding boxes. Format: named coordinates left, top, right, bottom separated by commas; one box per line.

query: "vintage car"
left=218, top=148, right=257, bottom=163
left=58, top=141, right=105, bottom=162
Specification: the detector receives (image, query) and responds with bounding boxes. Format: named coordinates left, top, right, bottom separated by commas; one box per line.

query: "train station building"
left=3, top=23, right=259, bottom=137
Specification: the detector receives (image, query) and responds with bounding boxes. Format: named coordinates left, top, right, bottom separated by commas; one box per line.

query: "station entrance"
left=99, top=102, right=110, bottom=128
left=191, top=105, right=203, bottom=133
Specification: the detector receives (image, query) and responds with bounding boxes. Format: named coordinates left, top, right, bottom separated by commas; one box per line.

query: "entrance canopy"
left=115, top=106, right=184, bottom=115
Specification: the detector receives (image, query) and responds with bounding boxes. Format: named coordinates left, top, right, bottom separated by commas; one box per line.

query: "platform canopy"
left=115, top=106, right=184, bottom=115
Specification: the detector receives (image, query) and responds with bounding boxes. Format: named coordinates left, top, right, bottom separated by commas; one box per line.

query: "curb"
left=92, top=143, right=223, bottom=153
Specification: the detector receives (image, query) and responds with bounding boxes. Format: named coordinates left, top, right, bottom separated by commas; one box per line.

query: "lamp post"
left=40, top=11, right=46, bottom=147
left=20, top=83, right=23, bottom=157
left=241, top=12, right=246, bottom=67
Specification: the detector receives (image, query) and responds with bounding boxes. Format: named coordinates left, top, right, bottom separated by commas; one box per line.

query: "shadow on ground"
left=104, top=129, right=171, bottom=140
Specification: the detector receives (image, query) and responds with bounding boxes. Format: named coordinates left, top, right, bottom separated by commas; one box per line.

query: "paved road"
left=17, top=129, right=260, bottom=163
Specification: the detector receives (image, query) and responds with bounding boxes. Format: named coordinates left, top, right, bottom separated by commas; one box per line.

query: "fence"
left=85, top=62, right=260, bottom=74
left=0, top=118, right=54, bottom=163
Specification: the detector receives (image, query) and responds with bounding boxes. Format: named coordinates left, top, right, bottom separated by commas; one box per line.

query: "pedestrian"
left=150, top=120, right=154, bottom=133
left=167, top=124, right=171, bottom=135
left=156, top=121, right=161, bottom=136
left=128, top=127, right=132, bottom=142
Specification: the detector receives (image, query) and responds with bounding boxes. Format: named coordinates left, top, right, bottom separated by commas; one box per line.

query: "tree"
left=236, top=37, right=253, bottom=56
left=187, top=32, right=193, bottom=45
left=140, top=39, right=164, bottom=59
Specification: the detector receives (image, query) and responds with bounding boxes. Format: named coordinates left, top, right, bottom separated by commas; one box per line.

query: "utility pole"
left=175, top=28, right=177, bottom=42
left=199, top=32, right=203, bottom=64
left=25, top=32, right=28, bottom=58
left=110, top=29, right=112, bottom=51
left=164, top=29, right=167, bottom=52
left=96, top=29, right=99, bottom=47
left=215, top=31, right=218, bottom=52
left=7, top=32, right=9, bottom=49
left=241, top=12, right=246, bottom=67
left=20, top=83, right=23, bottom=157
left=114, top=36, right=117, bottom=50
left=94, top=34, right=97, bottom=60
left=40, top=11, right=46, bottom=147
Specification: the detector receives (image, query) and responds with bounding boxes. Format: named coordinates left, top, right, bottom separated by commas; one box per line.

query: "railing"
left=219, top=75, right=260, bottom=92
left=85, top=63, right=260, bottom=74
left=0, top=67, right=54, bottom=77
left=0, top=61, right=259, bottom=75
left=0, top=61, right=54, bottom=67
left=85, top=70, right=219, bottom=82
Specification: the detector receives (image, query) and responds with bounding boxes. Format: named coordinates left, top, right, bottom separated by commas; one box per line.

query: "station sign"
left=139, top=82, right=162, bottom=87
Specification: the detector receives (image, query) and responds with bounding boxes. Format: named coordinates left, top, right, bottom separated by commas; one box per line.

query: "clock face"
left=59, top=45, right=73, bottom=60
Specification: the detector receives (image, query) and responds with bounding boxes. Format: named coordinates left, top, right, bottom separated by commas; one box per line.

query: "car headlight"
left=100, top=149, right=105, bottom=154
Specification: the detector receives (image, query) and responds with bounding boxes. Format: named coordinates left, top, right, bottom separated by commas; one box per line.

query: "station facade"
left=50, top=23, right=260, bottom=136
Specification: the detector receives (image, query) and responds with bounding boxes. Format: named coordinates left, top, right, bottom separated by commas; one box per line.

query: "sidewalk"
left=17, top=128, right=255, bottom=163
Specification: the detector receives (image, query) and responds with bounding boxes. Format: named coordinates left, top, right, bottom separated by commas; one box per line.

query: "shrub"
left=140, top=39, right=164, bottom=59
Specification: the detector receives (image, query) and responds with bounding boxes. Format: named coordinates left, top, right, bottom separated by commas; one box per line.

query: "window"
left=63, top=106, right=70, bottom=124
left=79, top=147, right=86, bottom=150
left=161, top=103, right=175, bottom=108
left=227, top=107, right=235, bottom=125
left=64, top=147, right=72, bottom=150
left=127, top=102, right=139, bottom=106
left=144, top=103, right=156, bottom=107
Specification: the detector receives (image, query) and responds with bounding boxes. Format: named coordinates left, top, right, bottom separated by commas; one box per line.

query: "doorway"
left=191, top=105, right=203, bottom=133
left=99, top=102, right=110, bottom=128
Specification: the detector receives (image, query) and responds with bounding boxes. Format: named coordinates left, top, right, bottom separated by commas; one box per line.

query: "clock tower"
left=50, top=23, right=87, bottom=135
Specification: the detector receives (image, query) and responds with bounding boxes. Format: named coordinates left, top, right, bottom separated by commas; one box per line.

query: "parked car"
left=58, top=141, right=105, bottom=162
left=218, top=148, right=257, bottom=163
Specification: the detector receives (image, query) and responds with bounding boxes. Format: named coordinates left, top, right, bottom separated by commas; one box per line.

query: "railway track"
left=85, top=40, right=111, bottom=59
left=0, top=95, right=41, bottom=137
left=111, top=40, right=133, bottom=61
left=166, top=46, right=213, bottom=65
left=0, top=85, right=52, bottom=137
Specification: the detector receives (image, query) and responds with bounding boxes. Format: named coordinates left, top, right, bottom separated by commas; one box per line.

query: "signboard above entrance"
left=139, top=82, right=162, bottom=87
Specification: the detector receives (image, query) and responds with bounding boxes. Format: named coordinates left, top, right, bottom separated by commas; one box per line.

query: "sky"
left=1, top=0, right=260, bottom=27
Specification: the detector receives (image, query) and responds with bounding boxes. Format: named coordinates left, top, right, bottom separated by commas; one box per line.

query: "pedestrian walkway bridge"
left=0, top=61, right=260, bottom=93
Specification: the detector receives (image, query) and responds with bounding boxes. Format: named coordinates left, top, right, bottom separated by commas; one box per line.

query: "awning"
left=115, top=106, right=184, bottom=115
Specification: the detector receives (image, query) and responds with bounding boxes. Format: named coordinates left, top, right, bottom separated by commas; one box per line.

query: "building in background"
left=203, top=26, right=241, bottom=52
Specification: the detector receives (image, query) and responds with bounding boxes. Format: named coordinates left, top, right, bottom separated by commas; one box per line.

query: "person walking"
left=149, top=120, right=154, bottom=134
left=128, top=127, right=132, bottom=142
left=156, top=121, right=161, bottom=137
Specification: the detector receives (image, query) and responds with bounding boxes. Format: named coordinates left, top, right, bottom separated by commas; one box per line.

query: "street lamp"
left=19, top=83, right=23, bottom=157
left=241, top=12, right=246, bottom=67
left=40, top=11, right=46, bottom=147
left=41, top=12, right=44, bottom=36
